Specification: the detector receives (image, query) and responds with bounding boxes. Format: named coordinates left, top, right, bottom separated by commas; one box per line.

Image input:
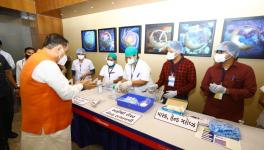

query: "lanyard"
left=220, top=68, right=227, bottom=83
left=169, top=57, right=183, bottom=76
left=108, top=64, right=115, bottom=79
left=130, top=61, right=138, bottom=80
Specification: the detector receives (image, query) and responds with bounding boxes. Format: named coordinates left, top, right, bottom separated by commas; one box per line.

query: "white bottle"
left=97, top=80, right=102, bottom=93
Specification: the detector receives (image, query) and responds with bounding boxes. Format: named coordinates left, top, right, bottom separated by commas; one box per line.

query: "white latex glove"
left=103, top=80, right=113, bottom=87
left=120, top=80, right=132, bottom=91
left=115, top=81, right=122, bottom=93
left=163, top=90, right=177, bottom=99
left=209, top=83, right=226, bottom=94
left=148, top=84, right=158, bottom=92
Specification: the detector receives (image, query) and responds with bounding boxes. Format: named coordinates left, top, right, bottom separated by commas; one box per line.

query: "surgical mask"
left=77, top=55, right=85, bottom=60
left=107, top=60, right=115, bottom=67
left=127, top=58, right=135, bottom=65
left=214, top=53, right=226, bottom=63
left=166, top=52, right=175, bottom=60
left=58, top=55, right=67, bottom=65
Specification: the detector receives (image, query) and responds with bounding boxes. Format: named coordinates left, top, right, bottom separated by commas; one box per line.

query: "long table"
left=71, top=89, right=264, bottom=150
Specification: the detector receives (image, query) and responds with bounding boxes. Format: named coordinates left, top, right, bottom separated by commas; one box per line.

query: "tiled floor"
left=9, top=107, right=103, bottom=150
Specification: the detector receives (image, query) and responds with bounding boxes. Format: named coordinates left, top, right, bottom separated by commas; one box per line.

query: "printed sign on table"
left=103, top=107, right=141, bottom=125
left=154, top=109, right=199, bottom=131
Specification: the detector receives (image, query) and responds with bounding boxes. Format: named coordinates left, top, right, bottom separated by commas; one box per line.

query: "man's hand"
left=81, top=80, right=96, bottom=90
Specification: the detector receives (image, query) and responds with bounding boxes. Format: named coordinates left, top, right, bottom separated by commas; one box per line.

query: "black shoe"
left=8, top=132, right=18, bottom=139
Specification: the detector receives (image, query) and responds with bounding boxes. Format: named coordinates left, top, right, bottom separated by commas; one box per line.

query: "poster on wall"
left=119, top=25, right=141, bottom=53
left=178, top=20, right=216, bottom=57
left=222, top=16, right=264, bottom=59
left=145, top=23, right=174, bottom=54
left=81, top=30, right=97, bottom=52
left=98, top=28, right=117, bottom=52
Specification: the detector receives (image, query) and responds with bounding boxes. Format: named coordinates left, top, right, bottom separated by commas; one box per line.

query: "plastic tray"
left=116, top=93, right=154, bottom=113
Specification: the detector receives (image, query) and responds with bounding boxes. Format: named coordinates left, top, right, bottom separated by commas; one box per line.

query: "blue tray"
left=116, top=93, right=154, bottom=113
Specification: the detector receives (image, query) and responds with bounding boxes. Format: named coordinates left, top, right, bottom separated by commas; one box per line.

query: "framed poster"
left=119, top=25, right=141, bottom=53
left=178, top=20, right=216, bottom=57
left=81, top=30, right=97, bottom=52
left=222, top=16, right=264, bottom=59
left=98, top=28, right=117, bottom=52
left=145, top=23, right=174, bottom=54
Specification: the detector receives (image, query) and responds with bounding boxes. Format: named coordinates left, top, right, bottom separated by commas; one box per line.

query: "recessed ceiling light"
left=111, top=1, right=115, bottom=5
left=90, top=6, right=94, bottom=9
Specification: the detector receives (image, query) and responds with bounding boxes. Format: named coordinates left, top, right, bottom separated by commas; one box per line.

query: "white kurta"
left=16, top=58, right=26, bottom=86
left=123, top=59, right=153, bottom=95
left=0, top=49, right=15, bottom=69
left=21, top=60, right=83, bottom=150
left=72, top=58, right=95, bottom=81
left=99, top=64, right=123, bottom=82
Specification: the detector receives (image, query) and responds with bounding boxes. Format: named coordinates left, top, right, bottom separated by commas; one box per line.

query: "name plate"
left=103, top=107, right=141, bottom=125
left=154, top=109, right=199, bottom=131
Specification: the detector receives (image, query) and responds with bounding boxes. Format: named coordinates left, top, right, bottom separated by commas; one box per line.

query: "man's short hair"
left=24, top=47, right=36, bottom=52
left=42, top=33, right=68, bottom=49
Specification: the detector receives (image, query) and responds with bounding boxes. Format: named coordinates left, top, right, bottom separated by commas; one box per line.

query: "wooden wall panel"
left=0, top=0, right=36, bottom=14
left=35, top=0, right=87, bottom=13
left=36, top=15, right=63, bottom=48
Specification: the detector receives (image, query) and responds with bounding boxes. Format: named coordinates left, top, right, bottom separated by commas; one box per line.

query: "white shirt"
left=99, top=64, right=123, bottom=82
left=0, top=49, right=15, bottom=69
left=260, top=86, right=264, bottom=93
left=72, top=59, right=95, bottom=81
left=32, top=60, right=83, bottom=100
left=123, top=59, right=153, bottom=93
left=16, top=58, right=26, bottom=86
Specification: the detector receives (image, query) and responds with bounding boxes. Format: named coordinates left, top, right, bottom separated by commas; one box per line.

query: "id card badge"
left=168, top=75, right=175, bottom=87
left=214, top=92, right=223, bottom=100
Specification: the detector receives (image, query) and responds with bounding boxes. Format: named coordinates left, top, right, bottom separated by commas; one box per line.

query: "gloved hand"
left=120, top=81, right=132, bottom=91
left=148, top=84, right=158, bottom=92
left=103, top=80, right=113, bottom=87
left=209, top=83, right=226, bottom=94
left=115, top=82, right=122, bottom=93
left=163, top=90, right=177, bottom=99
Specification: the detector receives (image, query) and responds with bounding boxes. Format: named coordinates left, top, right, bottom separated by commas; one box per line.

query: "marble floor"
left=9, top=107, right=103, bottom=150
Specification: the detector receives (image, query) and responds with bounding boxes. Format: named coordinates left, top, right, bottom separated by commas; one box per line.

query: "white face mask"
left=58, top=55, right=67, bottom=65
left=214, top=53, right=226, bottom=63
left=107, top=60, right=115, bottom=67
left=166, top=52, right=175, bottom=60
left=127, top=58, right=135, bottom=65
left=77, top=55, right=85, bottom=60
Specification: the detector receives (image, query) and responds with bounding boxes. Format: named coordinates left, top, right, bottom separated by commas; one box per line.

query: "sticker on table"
left=103, top=107, right=141, bottom=125
left=154, top=109, right=199, bottom=131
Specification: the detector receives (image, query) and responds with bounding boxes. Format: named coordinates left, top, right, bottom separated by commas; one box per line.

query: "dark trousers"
left=0, top=91, right=14, bottom=148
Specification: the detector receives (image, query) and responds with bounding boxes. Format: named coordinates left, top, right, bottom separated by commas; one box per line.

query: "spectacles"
left=216, top=50, right=224, bottom=54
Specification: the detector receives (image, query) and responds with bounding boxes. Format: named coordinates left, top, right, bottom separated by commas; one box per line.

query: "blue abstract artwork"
left=119, top=25, right=141, bottom=53
left=81, top=30, right=97, bottom=52
left=222, top=16, right=264, bottom=59
left=178, top=20, right=216, bottom=57
left=98, top=28, right=116, bottom=52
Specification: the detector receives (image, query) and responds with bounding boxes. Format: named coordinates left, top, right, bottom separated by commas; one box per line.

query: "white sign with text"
left=154, top=109, right=199, bottom=131
left=103, top=107, right=141, bottom=125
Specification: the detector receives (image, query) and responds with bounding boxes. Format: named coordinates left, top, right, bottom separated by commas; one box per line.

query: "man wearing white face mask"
left=156, top=41, right=196, bottom=104
left=201, top=41, right=256, bottom=122
left=20, top=33, right=96, bottom=150
left=71, top=48, right=95, bottom=84
left=116, top=47, right=152, bottom=95
left=98, top=53, right=123, bottom=87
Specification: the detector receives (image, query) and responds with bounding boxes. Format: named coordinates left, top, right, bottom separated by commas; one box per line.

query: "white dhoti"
left=21, top=125, right=71, bottom=150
